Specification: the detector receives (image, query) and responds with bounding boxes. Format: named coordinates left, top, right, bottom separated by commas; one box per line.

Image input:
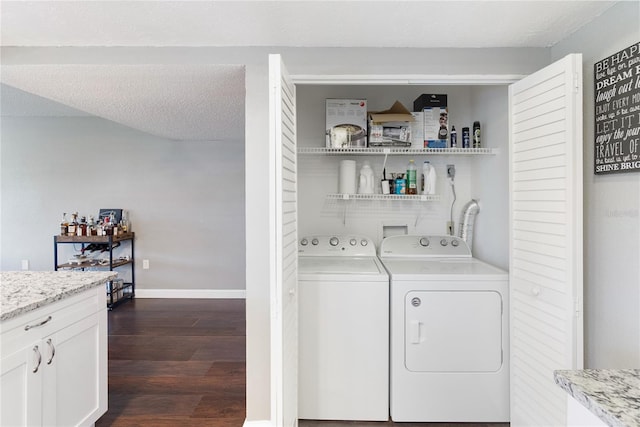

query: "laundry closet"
left=295, top=83, right=510, bottom=269
left=270, top=53, right=584, bottom=427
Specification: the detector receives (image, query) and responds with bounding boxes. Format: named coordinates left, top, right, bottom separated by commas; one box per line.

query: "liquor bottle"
left=79, top=216, right=87, bottom=236
left=88, top=215, right=96, bottom=236
left=68, top=212, right=78, bottom=236
left=60, top=213, right=68, bottom=236
left=104, top=216, right=113, bottom=236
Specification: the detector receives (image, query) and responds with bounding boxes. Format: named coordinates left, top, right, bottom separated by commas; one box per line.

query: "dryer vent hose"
left=458, top=199, right=480, bottom=252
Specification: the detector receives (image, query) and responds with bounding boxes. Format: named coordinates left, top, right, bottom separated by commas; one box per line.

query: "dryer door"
left=405, top=290, right=503, bottom=372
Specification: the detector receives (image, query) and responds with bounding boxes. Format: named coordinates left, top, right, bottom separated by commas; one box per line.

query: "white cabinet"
left=0, top=287, right=107, bottom=427
left=1, top=341, right=42, bottom=426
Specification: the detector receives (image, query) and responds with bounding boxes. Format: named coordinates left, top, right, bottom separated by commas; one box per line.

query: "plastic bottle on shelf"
left=406, top=159, right=417, bottom=195
left=358, top=161, right=375, bottom=194
left=422, top=161, right=437, bottom=195
left=450, top=126, right=457, bottom=148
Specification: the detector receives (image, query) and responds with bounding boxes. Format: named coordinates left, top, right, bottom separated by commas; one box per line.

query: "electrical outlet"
left=21, top=259, right=29, bottom=270
left=143, top=259, right=150, bottom=270
left=447, top=164, right=456, bottom=179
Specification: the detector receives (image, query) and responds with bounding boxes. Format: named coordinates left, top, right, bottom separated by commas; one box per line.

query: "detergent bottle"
left=358, top=161, right=375, bottom=194
left=422, top=161, right=437, bottom=195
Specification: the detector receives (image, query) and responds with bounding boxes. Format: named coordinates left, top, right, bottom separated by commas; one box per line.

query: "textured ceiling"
left=1, top=65, right=245, bottom=141
left=0, top=1, right=619, bottom=48
left=0, top=1, right=620, bottom=141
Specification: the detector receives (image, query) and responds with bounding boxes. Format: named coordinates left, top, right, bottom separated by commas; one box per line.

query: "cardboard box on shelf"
left=326, top=99, right=368, bottom=148
left=414, top=94, right=448, bottom=148
left=368, top=101, right=414, bottom=147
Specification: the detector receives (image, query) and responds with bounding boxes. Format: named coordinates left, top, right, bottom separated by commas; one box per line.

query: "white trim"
left=243, top=420, right=272, bottom=427
left=291, top=74, right=525, bottom=85
left=134, top=289, right=245, bottom=299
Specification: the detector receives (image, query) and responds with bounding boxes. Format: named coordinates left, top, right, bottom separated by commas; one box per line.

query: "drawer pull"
left=32, top=346, right=42, bottom=373
left=46, top=338, right=56, bottom=365
left=24, top=316, right=52, bottom=331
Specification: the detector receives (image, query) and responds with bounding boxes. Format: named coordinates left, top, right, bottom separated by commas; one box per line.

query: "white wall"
left=0, top=84, right=246, bottom=293
left=551, top=1, right=640, bottom=368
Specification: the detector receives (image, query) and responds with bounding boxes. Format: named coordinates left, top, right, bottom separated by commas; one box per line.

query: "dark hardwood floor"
left=97, top=298, right=508, bottom=427
left=96, top=298, right=246, bottom=427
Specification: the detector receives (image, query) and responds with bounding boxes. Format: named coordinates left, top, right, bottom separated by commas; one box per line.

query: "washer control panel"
left=379, top=235, right=471, bottom=258
left=298, top=235, right=376, bottom=256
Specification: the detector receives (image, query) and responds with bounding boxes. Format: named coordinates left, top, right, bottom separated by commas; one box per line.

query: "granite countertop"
left=0, top=271, right=117, bottom=321
left=554, top=369, right=640, bottom=427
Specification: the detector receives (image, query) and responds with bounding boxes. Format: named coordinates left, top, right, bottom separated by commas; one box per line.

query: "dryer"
left=379, top=234, right=509, bottom=422
left=298, top=235, right=389, bottom=421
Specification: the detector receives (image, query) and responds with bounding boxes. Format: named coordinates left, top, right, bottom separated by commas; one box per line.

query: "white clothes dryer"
left=379, top=234, right=509, bottom=423
left=298, top=235, right=389, bottom=421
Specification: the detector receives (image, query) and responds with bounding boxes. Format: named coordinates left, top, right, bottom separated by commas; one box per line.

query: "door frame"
left=270, top=71, right=525, bottom=426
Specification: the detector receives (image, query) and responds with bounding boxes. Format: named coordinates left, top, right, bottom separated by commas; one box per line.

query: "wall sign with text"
left=594, top=42, right=640, bottom=174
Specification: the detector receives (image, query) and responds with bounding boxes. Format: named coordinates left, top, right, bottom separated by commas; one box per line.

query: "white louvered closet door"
left=269, top=54, right=299, bottom=427
left=509, top=53, right=584, bottom=427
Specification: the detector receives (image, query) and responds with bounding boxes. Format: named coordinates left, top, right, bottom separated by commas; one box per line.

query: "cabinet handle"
left=32, top=346, right=42, bottom=373
left=46, top=338, right=56, bottom=365
left=24, top=315, right=52, bottom=331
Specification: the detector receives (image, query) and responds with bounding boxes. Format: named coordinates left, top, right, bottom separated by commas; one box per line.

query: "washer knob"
left=329, top=237, right=339, bottom=247
left=300, top=238, right=308, bottom=246
left=451, top=239, right=460, bottom=247
left=440, top=239, right=449, bottom=246
left=349, top=238, right=357, bottom=246
left=419, top=237, right=430, bottom=247
left=311, top=238, right=319, bottom=246
left=361, top=239, right=368, bottom=246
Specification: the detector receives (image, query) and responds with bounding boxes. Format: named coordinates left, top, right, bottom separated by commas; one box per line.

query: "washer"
left=379, top=234, right=509, bottom=422
left=298, top=235, right=389, bottom=421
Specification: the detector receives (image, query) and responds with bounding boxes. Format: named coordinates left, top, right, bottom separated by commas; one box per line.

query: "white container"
left=421, top=161, right=437, bottom=195
left=358, top=161, right=375, bottom=194
left=339, top=160, right=357, bottom=194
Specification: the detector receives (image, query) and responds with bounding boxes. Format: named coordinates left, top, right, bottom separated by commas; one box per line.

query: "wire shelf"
left=297, top=147, right=495, bottom=155
left=326, top=193, right=441, bottom=202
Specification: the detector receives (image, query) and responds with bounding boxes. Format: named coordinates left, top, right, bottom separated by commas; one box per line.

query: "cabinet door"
left=42, top=310, right=108, bottom=426
left=0, top=344, right=43, bottom=426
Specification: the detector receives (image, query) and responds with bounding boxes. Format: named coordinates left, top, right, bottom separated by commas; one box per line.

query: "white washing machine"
left=379, top=234, right=509, bottom=423
left=298, top=235, right=389, bottom=421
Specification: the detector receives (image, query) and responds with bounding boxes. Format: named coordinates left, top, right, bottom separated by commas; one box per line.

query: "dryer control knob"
left=419, top=237, right=430, bottom=247
left=440, top=239, right=449, bottom=246
left=300, top=238, right=308, bottom=246
left=360, top=239, right=368, bottom=246
left=311, top=238, right=319, bottom=246
left=329, top=237, right=339, bottom=246
left=451, top=239, right=459, bottom=247
left=349, top=238, right=357, bottom=246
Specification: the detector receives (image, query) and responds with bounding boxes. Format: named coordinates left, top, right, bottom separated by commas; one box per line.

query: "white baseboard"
left=135, top=289, right=246, bottom=299
left=243, top=420, right=272, bottom=427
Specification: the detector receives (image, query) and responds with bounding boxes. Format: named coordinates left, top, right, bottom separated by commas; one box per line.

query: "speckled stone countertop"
left=554, top=369, right=640, bottom=427
left=0, top=271, right=117, bottom=321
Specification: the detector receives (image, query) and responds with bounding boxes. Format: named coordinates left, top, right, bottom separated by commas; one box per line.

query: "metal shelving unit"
left=54, top=232, right=135, bottom=310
